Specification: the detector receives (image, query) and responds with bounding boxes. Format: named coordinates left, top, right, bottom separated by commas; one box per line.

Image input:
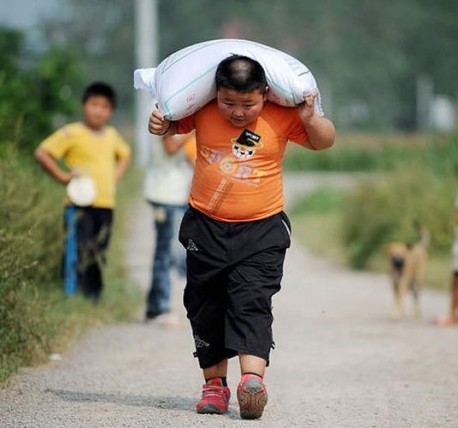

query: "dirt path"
left=1, top=173, right=458, bottom=428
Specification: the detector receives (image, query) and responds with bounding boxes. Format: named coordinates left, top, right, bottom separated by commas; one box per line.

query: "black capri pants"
left=179, top=207, right=291, bottom=369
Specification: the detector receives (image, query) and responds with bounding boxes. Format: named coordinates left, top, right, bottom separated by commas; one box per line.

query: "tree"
left=0, top=26, right=82, bottom=152
left=38, top=0, right=458, bottom=131
left=42, top=0, right=134, bottom=125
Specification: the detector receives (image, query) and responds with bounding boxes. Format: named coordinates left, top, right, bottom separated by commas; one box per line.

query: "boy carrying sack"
left=148, top=55, right=335, bottom=419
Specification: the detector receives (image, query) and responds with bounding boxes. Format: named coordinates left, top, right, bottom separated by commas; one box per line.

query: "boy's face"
left=217, top=88, right=267, bottom=128
left=83, top=95, right=113, bottom=130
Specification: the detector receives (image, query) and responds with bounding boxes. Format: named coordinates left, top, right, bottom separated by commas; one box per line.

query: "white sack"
left=134, top=38, right=324, bottom=120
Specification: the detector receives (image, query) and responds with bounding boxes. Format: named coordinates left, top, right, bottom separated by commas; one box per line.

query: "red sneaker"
left=237, top=374, right=268, bottom=419
left=196, top=378, right=231, bottom=415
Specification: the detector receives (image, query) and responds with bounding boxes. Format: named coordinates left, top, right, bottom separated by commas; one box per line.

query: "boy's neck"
left=84, top=122, right=105, bottom=133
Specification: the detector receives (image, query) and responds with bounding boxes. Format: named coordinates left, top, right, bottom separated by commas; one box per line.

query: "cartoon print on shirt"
left=231, top=129, right=263, bottom=160
left=199, top=129, right=265, bottom=186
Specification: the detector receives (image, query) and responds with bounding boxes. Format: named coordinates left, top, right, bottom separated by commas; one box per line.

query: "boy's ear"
left=263, top=86, right=269, bottom=100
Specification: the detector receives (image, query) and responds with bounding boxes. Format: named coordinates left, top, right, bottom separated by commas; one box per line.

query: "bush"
left=0, top=148, right=64, bottom=377
left=341, top=165, right=456, bottom=269
left=0, top=27, right=82, bottom=153
left=290, top=187, right=343, bottom=214
left=283, top=132, right=458, bottom=173
left=0, top=146, right=143, bottom=381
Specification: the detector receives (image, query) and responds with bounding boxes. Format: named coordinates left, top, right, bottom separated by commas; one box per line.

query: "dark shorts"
left=64, top=206, right=113, bottom=300
left=179, top=207, right=291, bottom=369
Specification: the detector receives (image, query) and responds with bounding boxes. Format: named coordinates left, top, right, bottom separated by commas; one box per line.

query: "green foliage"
left=0, top=147, right=142, bottom=382
left=284, top=133, right=458, bottom=172
left=288, top=133, right=458, bottom=277
left=291, top=187, right=343, bottom=214
left=0, top=149, right=64, bottom=378
left=290, top=189, right=348, bottom=266
left=160, top=0, right=458, bottom=130
left=41, top=0, right=134, bottom=119
left=336, top=135, right=458, bottom=268
left=0, top=149, right=63, bottom=286
left=0, top=27, right=82, bottom=152
left=37, top=1, right=458, bottom=131
left=341, top=164, right=456, bottom=269
left=285, top=142, right=380, bottom=172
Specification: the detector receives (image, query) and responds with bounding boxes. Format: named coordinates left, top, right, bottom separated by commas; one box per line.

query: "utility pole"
left=135, top=0, right=158, bottom=165
left=416, top=74, right=433, bottom=132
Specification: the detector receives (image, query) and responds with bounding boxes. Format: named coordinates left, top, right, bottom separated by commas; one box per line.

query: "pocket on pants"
left=278, top=211, right=292, bottom=248
left=178, top=207, right=197, bottom=248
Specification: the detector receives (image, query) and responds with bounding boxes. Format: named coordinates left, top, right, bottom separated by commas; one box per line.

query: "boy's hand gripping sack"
left=134, top=38, right=324, bottom=120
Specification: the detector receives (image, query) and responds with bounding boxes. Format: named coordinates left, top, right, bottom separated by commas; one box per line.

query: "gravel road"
left=1, top=173, right=458, bottom=428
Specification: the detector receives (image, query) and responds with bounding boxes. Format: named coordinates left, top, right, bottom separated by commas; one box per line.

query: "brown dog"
left=384, top=225, right=430, bottom=319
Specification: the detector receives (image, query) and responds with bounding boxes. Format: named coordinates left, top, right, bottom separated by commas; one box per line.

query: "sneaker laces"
left=202, top=384, right=227, bottom=398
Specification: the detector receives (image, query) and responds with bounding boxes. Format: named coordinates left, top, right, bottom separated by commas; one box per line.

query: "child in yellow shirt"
left=35, top=82, right=131, bottom=302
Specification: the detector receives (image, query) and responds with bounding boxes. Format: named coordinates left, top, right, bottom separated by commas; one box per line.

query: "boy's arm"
left=166, top=133, right=197, bottom=166
left=115, top=154, right=131, bottom=182
left=299, top=95, right=335, bottom=150
left=34, top=147, right=72, bottom=184
left=162, top=135, right=186, bottom=156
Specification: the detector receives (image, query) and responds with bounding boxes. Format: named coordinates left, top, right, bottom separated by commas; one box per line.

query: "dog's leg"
left=392, top=276, right=402, bottom=319
left=396, top=274, right=410, bottom=319
left=411, top=279, right=421, bottom=318
left=412, top=261, right=426, bottom=318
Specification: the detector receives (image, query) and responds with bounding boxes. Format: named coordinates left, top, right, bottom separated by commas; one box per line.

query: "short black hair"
left=215, top=55, right=267, bottom=93
left=82, top=82, right=117, bottom=108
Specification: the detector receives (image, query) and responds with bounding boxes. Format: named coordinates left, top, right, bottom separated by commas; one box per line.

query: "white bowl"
left=67, top=176, right=97, bottom=206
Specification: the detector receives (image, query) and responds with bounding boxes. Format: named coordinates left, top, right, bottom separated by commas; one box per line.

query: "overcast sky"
left=0, top=0, right=64, bottom=29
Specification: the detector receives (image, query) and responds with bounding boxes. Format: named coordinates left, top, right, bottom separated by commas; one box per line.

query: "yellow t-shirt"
left=39, top=122, right=131, bottom=208
left=178, top=100, right=309, bottom=222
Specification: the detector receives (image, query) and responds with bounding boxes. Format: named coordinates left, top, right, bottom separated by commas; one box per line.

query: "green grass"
left=286, top=131, right=457, bottom=291
left=283, top=132, right=458, bottom=173
left=290, top=186, right=453, bottom=291
left=290, top=187, right=348, bottom=265
left=0, top=148, right=143, bottom=382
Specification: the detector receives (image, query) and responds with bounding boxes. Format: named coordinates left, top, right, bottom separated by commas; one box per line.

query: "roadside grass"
left=0, top=149, right=143, bottom=383
left=290, top=186, right=452, bottom=291
left=47, top=166, right=145, bottom=357
left=289, top=187, right=347, bottom=266
left=287, top=131, right=457, bottom=292
left=283, top=132, right=456, bottom=172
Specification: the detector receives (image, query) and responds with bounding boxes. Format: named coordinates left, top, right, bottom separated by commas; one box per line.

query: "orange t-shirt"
left=178, top=100, right=309, bottom=222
